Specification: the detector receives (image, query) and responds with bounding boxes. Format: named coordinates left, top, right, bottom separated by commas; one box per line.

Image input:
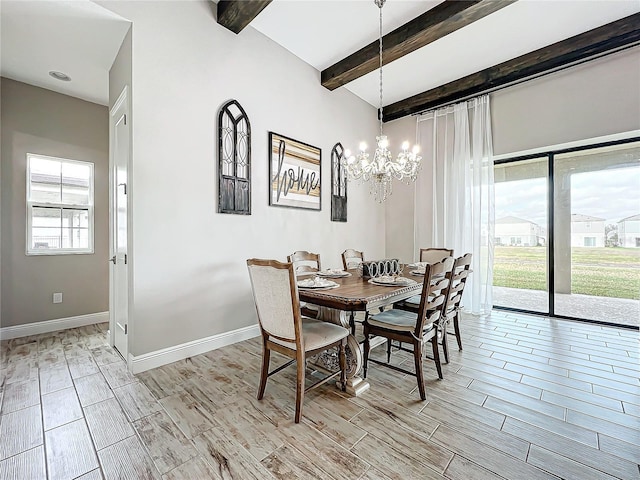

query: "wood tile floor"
left=0, top=312, right=638, bottom=479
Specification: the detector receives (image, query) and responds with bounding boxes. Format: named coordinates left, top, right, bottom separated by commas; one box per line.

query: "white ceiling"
left=252, top=0, right=640, bottom=107
left=0, top=0, right=130, bottom=106
left=1, top=1, right=638, bottom=110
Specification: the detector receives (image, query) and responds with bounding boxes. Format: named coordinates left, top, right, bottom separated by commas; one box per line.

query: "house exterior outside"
left=618, top=214, right=640, bottom=247
left=571, top=213, right=605, bottom=247
left=495, top=216, right=545, bottom=246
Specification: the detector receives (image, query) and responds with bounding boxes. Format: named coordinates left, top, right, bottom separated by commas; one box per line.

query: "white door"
left=110, top=87, right=129, bottom=359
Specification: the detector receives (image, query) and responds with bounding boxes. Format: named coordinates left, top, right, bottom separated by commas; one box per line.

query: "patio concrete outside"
left=493, top=286, right=639, bottom=328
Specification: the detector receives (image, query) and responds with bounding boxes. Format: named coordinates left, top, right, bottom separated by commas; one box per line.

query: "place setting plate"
left=297, top=277, right=340, bottom=290
left=368, top=276, right=417, bottom=287
left=316, top=269, right=351, bottom=278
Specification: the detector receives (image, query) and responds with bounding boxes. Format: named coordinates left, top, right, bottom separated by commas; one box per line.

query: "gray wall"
left=109, top=26, right=132, bottom=109
left=492, top=46, right=640, bottom=156
left=1, top=78, right=109, bottom=328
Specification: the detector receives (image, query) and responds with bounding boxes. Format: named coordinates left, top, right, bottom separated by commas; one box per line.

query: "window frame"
left=26, top=153, right=95, bottom=256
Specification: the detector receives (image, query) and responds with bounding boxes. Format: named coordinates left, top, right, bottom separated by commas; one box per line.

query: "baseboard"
left=0, top=312, right=109, bottom=340
left=129, top=324, right=261, bottom=374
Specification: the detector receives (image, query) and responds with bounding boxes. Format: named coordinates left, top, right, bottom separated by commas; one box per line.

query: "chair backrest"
left=288, top=251, right=321, bottom=275
left=444, top=253, right=473, bottom=315
left=342, top=249, right=364, bottom=270
left=247, top=259, right=302, bottom=343
left=419, top=248, right=454, bottom=264
left=414, top=256, right=455, bottom=335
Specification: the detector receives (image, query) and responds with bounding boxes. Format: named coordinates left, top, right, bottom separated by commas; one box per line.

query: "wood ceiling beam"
left=321, top=0, right=515, bottom=91
left=217, top=0, right=272, bottom=34
left=383, top=13, right=640, bottom=122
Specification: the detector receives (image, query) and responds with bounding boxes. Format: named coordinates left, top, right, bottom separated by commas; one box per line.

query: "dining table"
left=297, top=267, right=426, bottom=396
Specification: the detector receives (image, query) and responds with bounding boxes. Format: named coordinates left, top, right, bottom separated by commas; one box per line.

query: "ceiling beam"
left=383, top=13, right=640, bottom=122
left=217, top=0, right=272, bottom=34
left=321, top=0, right=515, bottom=91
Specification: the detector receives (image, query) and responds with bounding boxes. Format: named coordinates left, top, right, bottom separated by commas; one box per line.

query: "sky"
left=496, top=165, right=640, bottom=227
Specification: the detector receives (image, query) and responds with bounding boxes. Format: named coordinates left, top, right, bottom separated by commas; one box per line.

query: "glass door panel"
left=494, top=157, right=548, bottom=313
left=553, top=142, right=640, bottom=327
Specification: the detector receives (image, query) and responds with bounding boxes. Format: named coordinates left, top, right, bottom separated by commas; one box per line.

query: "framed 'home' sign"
left=268, top=132, right=321, bottom=210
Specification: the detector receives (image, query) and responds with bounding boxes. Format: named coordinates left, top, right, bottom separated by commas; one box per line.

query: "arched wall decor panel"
left=331, top=142, right=347, bottom=222
left=218, top=99, right=251, bottom=214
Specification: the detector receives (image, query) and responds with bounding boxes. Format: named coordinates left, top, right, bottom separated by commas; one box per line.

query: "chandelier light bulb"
left=359, top=142, right=367, bottom=152
left=413, top=145, right=420, bottom=154
left=402, top=141, right=410, bottom=151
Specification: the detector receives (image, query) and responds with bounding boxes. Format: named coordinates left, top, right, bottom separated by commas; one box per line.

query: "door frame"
left=109, top=85, right=131, bottom=363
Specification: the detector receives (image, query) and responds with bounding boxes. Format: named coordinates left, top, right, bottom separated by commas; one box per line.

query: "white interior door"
left=110, top=87, right=129, bottom=359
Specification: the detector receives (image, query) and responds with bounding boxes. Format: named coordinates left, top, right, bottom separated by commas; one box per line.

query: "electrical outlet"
left=53, top=292, right=63, bottom=304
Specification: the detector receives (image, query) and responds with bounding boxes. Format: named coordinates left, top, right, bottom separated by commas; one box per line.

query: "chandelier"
left=342, top=0, right=421, bottom=203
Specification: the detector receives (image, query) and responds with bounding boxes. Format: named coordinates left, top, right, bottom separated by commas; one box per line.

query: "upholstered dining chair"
left=362, top=257, right=454, bottom=399
left=288, top=250, right=321, bottom=275
left=246, top=259, right=348, bottom=423
left=439, top=253, right=473, bottom=363
left=419, top=247, right=454, bottom=264
left=341, top=249, right=364, bottom=270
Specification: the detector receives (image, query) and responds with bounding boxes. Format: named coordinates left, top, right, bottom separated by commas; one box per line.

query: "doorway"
left=109, top=86, right=130, bottom=358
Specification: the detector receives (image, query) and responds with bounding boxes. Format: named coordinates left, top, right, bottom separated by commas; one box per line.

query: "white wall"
left=99, top=1, right=382, bottom=357
left=383, top=116, right=418, bottom=263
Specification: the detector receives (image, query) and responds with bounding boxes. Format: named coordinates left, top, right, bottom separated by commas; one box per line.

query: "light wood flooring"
left=0, top=311, right=638, bottom=480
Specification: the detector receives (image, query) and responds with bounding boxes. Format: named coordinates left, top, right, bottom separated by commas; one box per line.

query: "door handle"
left=110, top=255, right=116, bottom=264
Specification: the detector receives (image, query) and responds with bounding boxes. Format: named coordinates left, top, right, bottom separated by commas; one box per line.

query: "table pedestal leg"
left=312, top=307, right=372, bottom=396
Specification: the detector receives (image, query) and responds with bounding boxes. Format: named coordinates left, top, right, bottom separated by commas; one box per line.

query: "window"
left=27, top=154, right=94, bottom=255
left=584, top=237, right=596, bottom=247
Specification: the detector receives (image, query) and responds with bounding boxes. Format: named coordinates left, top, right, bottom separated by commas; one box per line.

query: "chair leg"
left=339, top=339, right=347, bottom=392
left=386, top=339, right=392, bottom=363
left=294, top=351, right=306, bottom=424
left=363, top=329, right=370, bottom=379
left=453, top=313, right=463, bottom=350
left=441, top=325, right=450, bottom=364
left=414, top=340, right=426, bottom=400
left=431, top=335, right=443, bottom=380
left=257, top=343, right=270, bottom=400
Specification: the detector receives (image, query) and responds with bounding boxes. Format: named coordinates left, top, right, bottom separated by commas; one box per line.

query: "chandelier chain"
left=379, top=0, right=383, bottom=137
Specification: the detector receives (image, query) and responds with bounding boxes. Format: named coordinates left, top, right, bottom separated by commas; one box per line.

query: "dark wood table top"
left=298, top=271, right=424, bottom=311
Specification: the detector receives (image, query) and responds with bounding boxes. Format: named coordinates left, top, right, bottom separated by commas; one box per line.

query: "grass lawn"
left=493, top=246, right=640, bottom=300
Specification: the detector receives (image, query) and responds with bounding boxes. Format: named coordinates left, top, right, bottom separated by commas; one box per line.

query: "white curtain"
left=415, top=95, right=495, bottom=315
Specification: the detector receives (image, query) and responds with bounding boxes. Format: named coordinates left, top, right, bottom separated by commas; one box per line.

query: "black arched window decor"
left=218, top=100, right=251, bottom=214
left=331, top=142, right=347, bottom=222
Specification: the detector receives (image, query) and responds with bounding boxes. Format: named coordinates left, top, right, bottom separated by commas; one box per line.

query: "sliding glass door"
left=553, top=142, right=640, bottom=327
left=494, top=138, right=640, bottom=328
left=494, top=158, right=548, bottom=313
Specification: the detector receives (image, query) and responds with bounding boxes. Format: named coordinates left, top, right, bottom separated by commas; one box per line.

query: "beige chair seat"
left=272, top=318, right=349, bottom=351
left=247, top=258, right=348, bottom=423
left=367, top=309, right=434, bottom=333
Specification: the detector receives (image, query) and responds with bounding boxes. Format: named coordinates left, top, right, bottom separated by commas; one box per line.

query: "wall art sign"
left=268, top=132, right=321, bottom=210
left=331, top=142, right=347, bottom=222
left=218, top=99, right=251, bottom=214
